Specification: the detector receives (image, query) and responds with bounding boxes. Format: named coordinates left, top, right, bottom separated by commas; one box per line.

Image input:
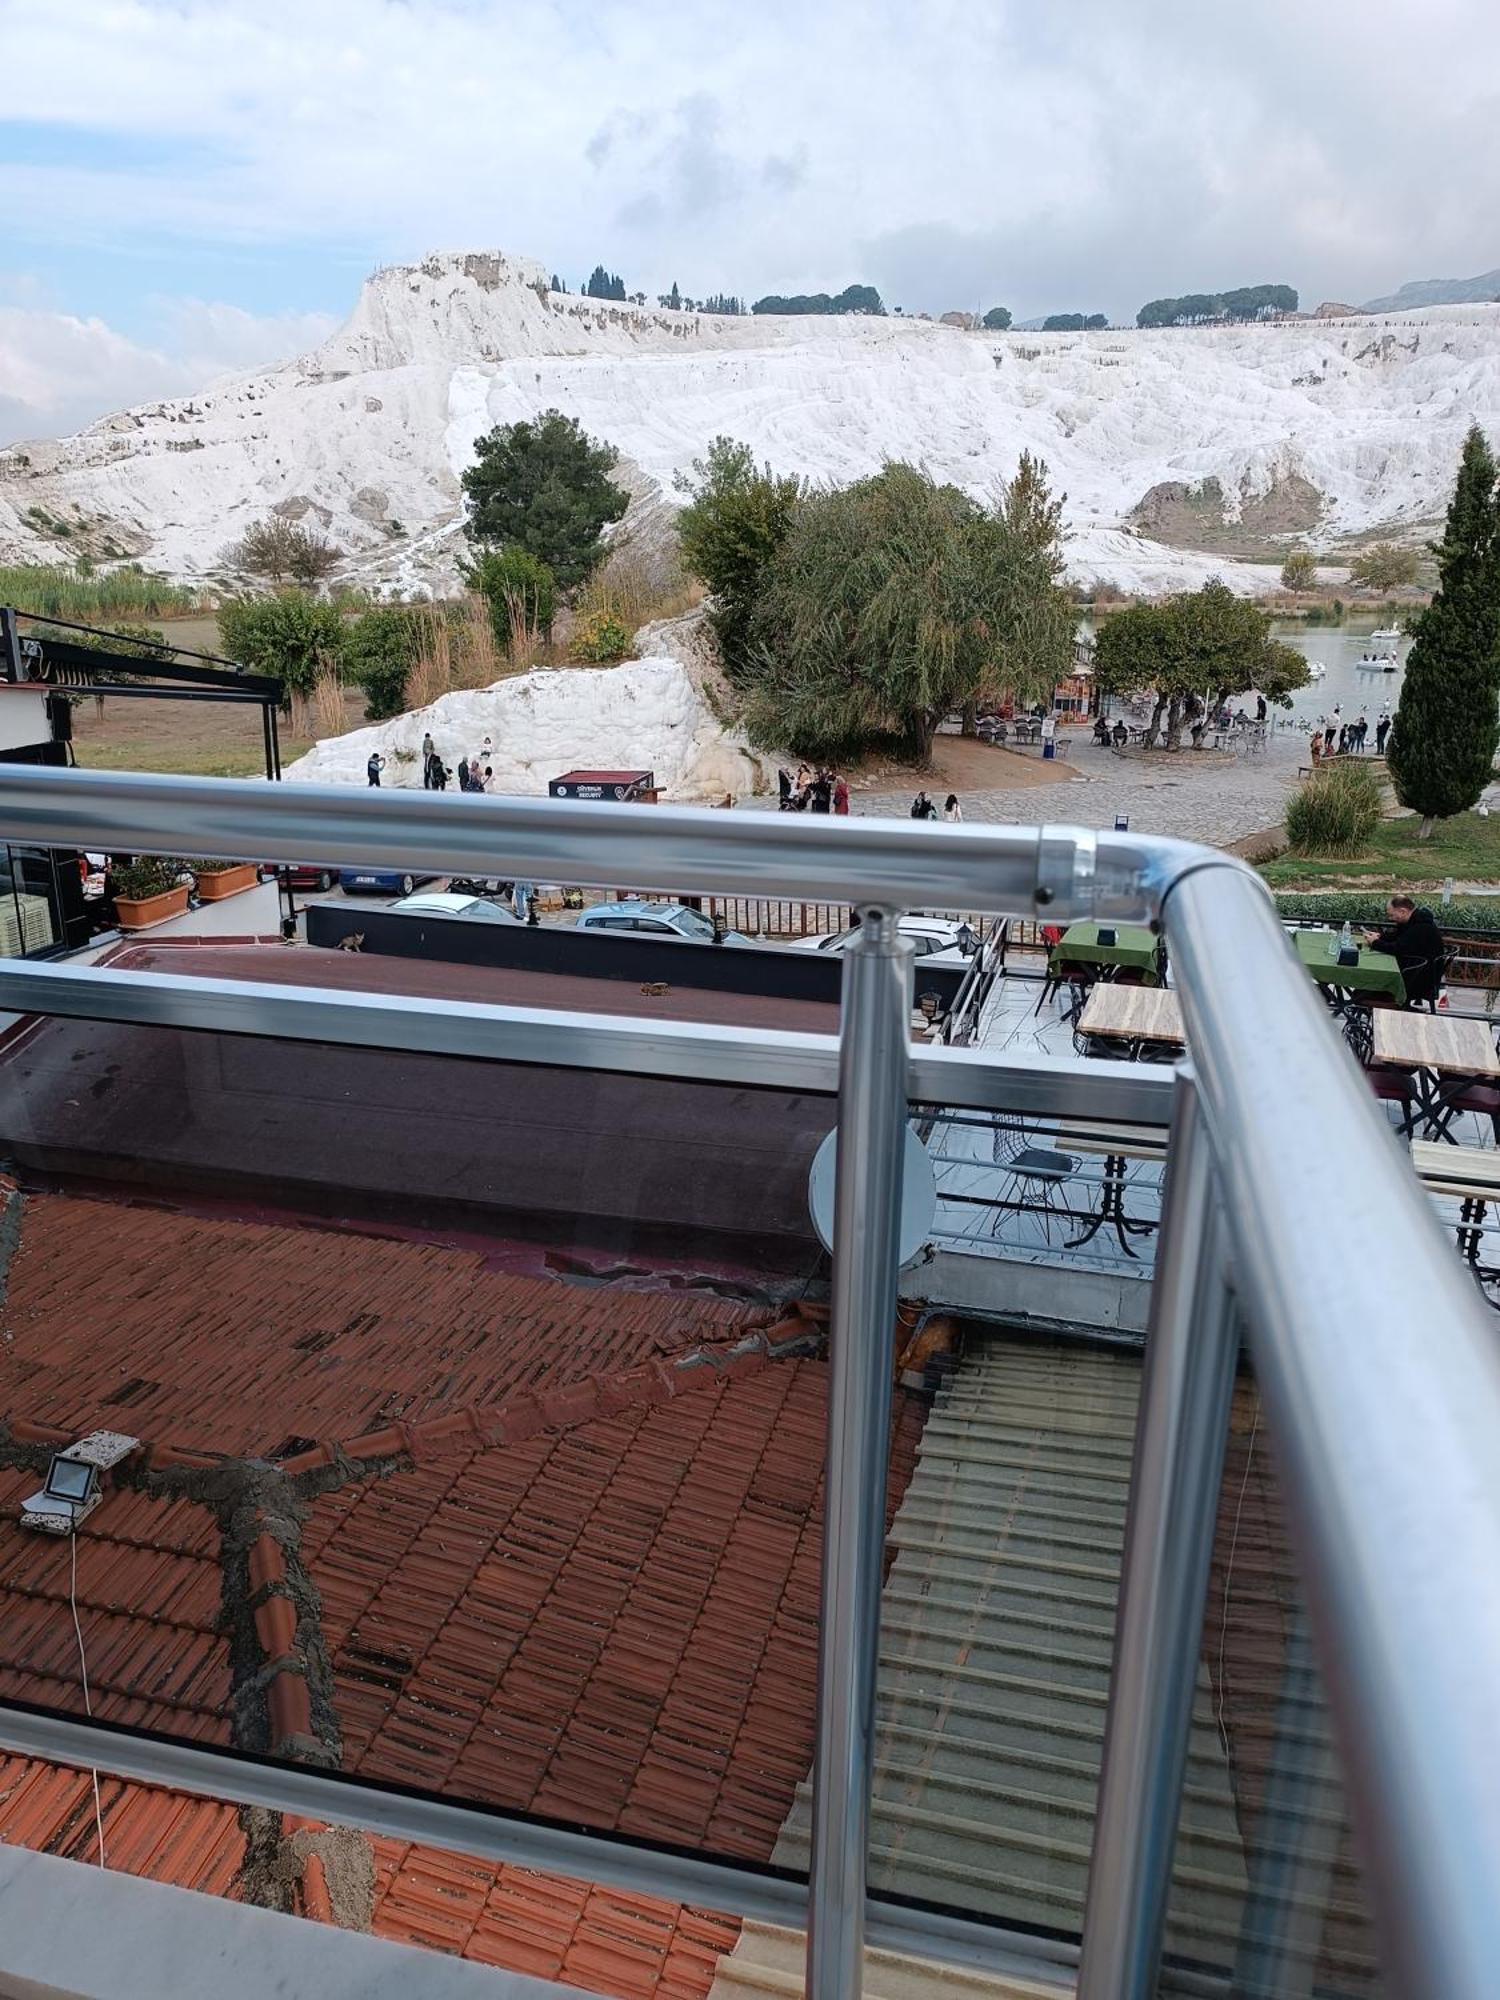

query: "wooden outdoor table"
left=1373, top=1012, right=1500, bottom=1076
left=1374, top=1012, right=1500, bottom=1142
left=1411, top=1139, right=1500, bottom=1297
left=1078, top=985, right=1185, bottom=1049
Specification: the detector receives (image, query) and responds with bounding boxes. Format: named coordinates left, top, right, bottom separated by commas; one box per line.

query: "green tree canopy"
left=1387, top=426, right=1500, bottom=834
left=750, top=285, right=885, bottom=316
left=584, top=265, right=628, bottom=301
left=343, top=606, right=423, bottom=720
left=1093, top=581, right=1309, bottom=746
left=219, top=591, right=345, bottom=698
left=740, top=460, right=1073, bottom=763
left=1280, top=549, right=1317, bottom=591
left=1137, top=284, right=1297, bottom=328
left=674, top=437, right=802, bottom=682
left=1042, top=312, right=1108, bottom=331
left=1349, top=542, right=1421, bottom=591
left=461, top=409, right=629, bottom=593
left=983, top=306, right=1012, bottom=330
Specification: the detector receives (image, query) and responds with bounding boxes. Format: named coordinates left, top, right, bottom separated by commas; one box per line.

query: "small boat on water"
left=1356, top=627, right=1403, bottom=672
left=1306, top=660, right=1326, bottom=681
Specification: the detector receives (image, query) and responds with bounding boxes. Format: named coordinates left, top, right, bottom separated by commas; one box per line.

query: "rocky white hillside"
left=4, top=248, right=1500, bottom=598
left=284, top=653, right=763, bottom=803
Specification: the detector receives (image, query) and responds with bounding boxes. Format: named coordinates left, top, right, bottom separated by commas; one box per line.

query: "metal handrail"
left=0, top=764, right=1201, bottom=918
left=1, top=768, right=1499, bottom=1995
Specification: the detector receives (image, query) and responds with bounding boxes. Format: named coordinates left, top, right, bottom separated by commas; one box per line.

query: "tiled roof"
left=0, top=1191, right=774, bottom=1455
left=0, top=1465, right=228, bottom=1740
left=0, top=1183, right=925, bottom=1997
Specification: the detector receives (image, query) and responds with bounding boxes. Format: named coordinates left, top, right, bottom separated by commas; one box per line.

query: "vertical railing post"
left=806, top=907, right=913, bottom=2000
left=1077, top=1066, right=1240, bottom=2000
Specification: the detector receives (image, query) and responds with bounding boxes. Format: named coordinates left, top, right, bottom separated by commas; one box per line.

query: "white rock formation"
left=4, top=247, right=1500, bottom=598
left=282, top=654, right=766, bottom=802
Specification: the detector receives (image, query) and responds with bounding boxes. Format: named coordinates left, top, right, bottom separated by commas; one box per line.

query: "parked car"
left=338, top=866, right=440, bottom=897
left=274, top=863, right=340, bottom=892
left=388, top=892, right=519, bottom=924
left=574, top=900, right=751, bottom=945
left=790, top=915, right=976, bottom=965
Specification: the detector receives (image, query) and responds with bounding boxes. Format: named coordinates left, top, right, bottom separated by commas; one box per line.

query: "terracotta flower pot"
left=193, top=863, right=259, bottom=902
left=115, top=884, right=191, bottom=931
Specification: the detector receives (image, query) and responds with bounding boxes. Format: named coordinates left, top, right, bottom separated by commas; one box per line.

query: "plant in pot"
left=188, top=856, right=260, bottom=902
left=110, top=856, right=192, bottom=930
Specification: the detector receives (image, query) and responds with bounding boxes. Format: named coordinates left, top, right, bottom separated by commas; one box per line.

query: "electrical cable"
left=67, top=1529, right=107, bottom=1870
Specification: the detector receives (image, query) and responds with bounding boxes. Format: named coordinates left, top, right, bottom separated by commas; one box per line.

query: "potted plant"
left=189, top=857, right=260, bottom=902
left=111, top=857, right=191, bottom=930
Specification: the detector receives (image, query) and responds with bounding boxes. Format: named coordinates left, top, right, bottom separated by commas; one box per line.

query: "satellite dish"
left=808, top=1124, right=938, bottom=1270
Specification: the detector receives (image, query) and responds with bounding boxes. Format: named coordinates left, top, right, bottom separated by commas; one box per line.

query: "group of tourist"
left=364, top=735, right=500, bottom=791
left=1310, top=706, right=1392, bottom=760
left=910, top=791, right=964, bottom=822
left=778, top=765, right=850, bottom=814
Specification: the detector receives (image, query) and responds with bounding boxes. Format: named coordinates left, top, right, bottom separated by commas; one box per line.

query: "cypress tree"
left=1388, top=426, right=1500, bottom=836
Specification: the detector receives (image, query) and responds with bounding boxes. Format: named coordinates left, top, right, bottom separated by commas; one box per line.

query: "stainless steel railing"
left=0, top=765, right=1498, bottom=1999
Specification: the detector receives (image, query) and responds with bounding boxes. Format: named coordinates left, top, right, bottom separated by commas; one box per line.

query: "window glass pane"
left=1158, top=1369, right=1383, bottom=1996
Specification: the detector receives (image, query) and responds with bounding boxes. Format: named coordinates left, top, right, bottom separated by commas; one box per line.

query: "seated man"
left=1367, top=895, right=1446, bottom=1004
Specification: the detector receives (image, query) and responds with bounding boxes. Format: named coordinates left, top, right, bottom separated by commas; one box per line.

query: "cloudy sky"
left=3, top=0, right=1498, bottom=443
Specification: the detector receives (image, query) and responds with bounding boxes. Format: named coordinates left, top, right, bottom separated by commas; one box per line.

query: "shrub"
left=111, top=856, right=187, bottom=900
left=1273, top=891, right=1500, bottom=931
left=218, top=591, right=346, bottom=697
left=344, top=605, right=422, bottom=719
left=1284, top=761, right=1384, bottom=856
left=1280, top=549, right=1317, bottom=591
left=224, top=517, right=341, bottom=584
left=569, top=609, right=632, bottom=663
left=464, top=547, right=557, bottom=655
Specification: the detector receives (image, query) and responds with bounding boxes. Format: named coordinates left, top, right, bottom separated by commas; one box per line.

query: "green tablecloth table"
left=1294, top=928, right=1407, bottom=1004
left=1050, top=922, right=1160, bottom=983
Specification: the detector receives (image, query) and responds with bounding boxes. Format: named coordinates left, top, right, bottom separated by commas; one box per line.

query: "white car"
left=791, top=915, right=976, bottom=965
left=575, top=900, right=751, bottom=945
left=389, top=892, right=520, bottom=924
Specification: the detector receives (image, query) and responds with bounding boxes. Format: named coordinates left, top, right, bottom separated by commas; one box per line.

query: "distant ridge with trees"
left=1137, top=284, right=1298, bottom=327
left=751, top=285, right=885, bottom=317
left=1043, top=312, right=1108, bottom=331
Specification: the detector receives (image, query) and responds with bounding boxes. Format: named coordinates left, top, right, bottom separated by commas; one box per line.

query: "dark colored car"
left=338, top=866, right=441, bottom=897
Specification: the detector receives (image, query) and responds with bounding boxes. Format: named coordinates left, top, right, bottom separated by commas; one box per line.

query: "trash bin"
left=1043, top=739, right=1056, bottom=760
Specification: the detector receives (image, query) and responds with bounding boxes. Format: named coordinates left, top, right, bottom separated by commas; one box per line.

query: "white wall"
left=0, top=687, right=50, bottom=754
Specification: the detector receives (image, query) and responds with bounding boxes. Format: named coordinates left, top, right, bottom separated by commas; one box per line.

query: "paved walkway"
left=854, top=734, right=1303, bottom=848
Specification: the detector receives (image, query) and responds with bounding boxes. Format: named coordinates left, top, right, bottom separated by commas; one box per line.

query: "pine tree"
left=550, top=272, right=564, bottom=293
left=1387, top=426, right=1500, bottom=836
left=669, top=281, right=681, bottom=311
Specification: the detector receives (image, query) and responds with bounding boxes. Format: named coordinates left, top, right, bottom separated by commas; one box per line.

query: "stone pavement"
left=853, top=734, right=1302, bottom=848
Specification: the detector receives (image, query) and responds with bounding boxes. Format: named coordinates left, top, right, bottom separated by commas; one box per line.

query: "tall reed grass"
left=0, top=562, right=203, bottom=620
left=1285, top=760, right=1384, bottom=856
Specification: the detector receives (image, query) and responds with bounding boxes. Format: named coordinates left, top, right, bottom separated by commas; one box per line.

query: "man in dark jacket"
left=1368, top=896, right=1446, bottom=1004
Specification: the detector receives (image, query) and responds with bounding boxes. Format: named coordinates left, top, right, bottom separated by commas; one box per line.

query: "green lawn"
left=1260, top=813, right=1500, bottom=890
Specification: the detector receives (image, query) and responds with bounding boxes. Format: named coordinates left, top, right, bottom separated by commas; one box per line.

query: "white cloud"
left=0, top=295, right=336, bottom=446
left=0, top=0, right=1497, bottom=339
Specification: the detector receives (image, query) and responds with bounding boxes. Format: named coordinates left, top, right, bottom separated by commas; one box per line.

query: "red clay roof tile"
left=0, top=1187, right=927, bottom=1997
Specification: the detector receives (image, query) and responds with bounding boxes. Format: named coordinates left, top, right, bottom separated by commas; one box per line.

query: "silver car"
left=574, top=900, right=750, bottom=945
left=389, top=892, right=521, bottom=924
